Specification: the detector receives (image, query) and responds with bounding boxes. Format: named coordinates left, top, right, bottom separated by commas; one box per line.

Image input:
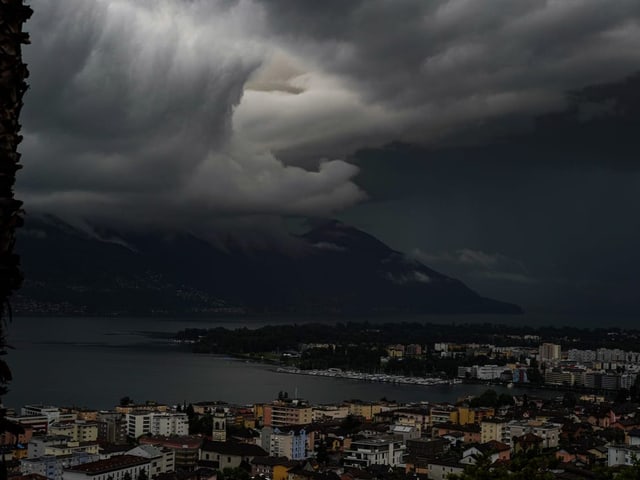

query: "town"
left=4, top=371, right=640, bottom=480
left=175, top=323, right=640, bottom=394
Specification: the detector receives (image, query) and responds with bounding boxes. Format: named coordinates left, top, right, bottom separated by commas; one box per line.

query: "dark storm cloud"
left=260, top=0, right=640, bottom=107
left=20, top=0, right=640, bottom=224
left=16, top=0, right=640, bottom=312
left=249, top=0, right=640, bottom=162
left=19, top=0, right=365, bottom=226
left=339, top=132, right=640, bottom=313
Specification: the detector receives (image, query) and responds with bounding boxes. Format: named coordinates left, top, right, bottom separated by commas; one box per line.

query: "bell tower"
left=212, top=407, right=226, bottom=442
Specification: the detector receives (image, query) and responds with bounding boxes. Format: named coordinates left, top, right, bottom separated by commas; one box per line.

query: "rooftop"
left=200, top=440, right=268, bottom=457
left=66, top=455, right=149, bottom=474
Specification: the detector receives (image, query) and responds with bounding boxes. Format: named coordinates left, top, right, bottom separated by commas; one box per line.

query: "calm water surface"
left=3, top=314, right=630, bottom=409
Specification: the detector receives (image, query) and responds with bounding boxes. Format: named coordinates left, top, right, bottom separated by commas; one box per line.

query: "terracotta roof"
left=484, top=440, right=510, bottom=452
left=66, top=455, right=148, bottom=474
left=12, top=475, right=48, bottom=480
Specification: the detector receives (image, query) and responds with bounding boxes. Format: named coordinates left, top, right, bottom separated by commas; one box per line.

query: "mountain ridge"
left=13, top=215, right=522, bottom=316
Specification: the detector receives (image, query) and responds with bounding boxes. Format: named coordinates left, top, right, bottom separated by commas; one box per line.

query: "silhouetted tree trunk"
left=0, top=3, right=32, bottom=479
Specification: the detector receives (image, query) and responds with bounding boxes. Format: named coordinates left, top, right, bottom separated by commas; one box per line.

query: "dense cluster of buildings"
left=401, top=340, right=640, bottom=391
left=3, top=389, right=640, bottom=480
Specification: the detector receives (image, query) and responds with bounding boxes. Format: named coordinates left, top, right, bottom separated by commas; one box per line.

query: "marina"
left=276, top=366, right=462, bottom=386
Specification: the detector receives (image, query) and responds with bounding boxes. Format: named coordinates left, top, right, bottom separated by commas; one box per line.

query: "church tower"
left=212, top=407, right=226, bottom=442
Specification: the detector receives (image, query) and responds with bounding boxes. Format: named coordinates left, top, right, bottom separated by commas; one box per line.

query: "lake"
left=1, top=314, right=623, bottom=409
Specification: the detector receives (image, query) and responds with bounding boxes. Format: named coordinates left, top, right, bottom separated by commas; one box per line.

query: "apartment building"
left=28, top=437, right=98, bottom=459
left=312, top=405, right=349, bottom=422
left=343, top=437, right=406, bottom=468
left=260, top=427, right=307, bottom=460
left=262, top=399, right=312, bottom=427
left=97, top=412, right=127, bottom=445
left=139, top=436, right=202, bottom=471
left=21, top=452, right=99, bottom=480
left=539, top=343, right=561, bottom=366
left=21, top=406, right=68, bottom=426
left=429, top=405, right=456, bottom=427
left=345, top=401, right=384, bottom=421
left=125, top=412, right=188, bottom=439
left=480, top=418, right=510, bottom=444
left=505, top=420, right=561, bottom=448
left=608, top=445, right=640, bottom=467
left=49, top=422, right=98, bottom=443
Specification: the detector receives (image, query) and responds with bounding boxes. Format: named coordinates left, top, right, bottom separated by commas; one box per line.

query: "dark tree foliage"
left=218, top=467, right=250, bottom=480
left=315, top=440, right=329, bottom=464
left=0, top=0, right=30, bottom=389
left=450, top=452, right=557, bottom=480
left=178, top=322, right=640, bottom=354
left=189, top=413, right=213, bottom=435
left=339, top=414, right=362, bottom=434
left=451, top=451, right=640, bottom=480
left=0, top=4, right=31, bottom=480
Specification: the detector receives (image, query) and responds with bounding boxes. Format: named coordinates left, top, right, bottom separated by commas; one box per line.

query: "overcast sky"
left=19, top=0, right=640, bottom=313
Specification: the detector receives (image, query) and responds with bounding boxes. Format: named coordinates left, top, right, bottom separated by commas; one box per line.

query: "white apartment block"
left=343, top=437, right=406, bottom=468
left=608, top=445, right=640, bottom=467
left=126, top=412, right=188, bottom=439
left=22, top=405, right=76, bottom=426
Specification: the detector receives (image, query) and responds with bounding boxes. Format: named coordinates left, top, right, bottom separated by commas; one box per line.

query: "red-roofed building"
left=64, top=455, right=150, bottom=480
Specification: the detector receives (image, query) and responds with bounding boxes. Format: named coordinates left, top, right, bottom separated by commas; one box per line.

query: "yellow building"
left=429, top=405, right=457, bottom=426
left=253, top=404, right=264, bottom=422
left=263, top=399, right=313, bottom=427
left=346, top=401, right=383, bottom=421
left=49, top=421, right=99, bottom=442
left=387, top=345, right=405, bottom=358
left=251, top=456, right=294, bottom=480
left=60, top=408, right=99, bottom=422
left=272, top=464, right=290, bottom=480
left=456, top=407, right=474, bottom=426
left=481, top=418, right=509, bottom=444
